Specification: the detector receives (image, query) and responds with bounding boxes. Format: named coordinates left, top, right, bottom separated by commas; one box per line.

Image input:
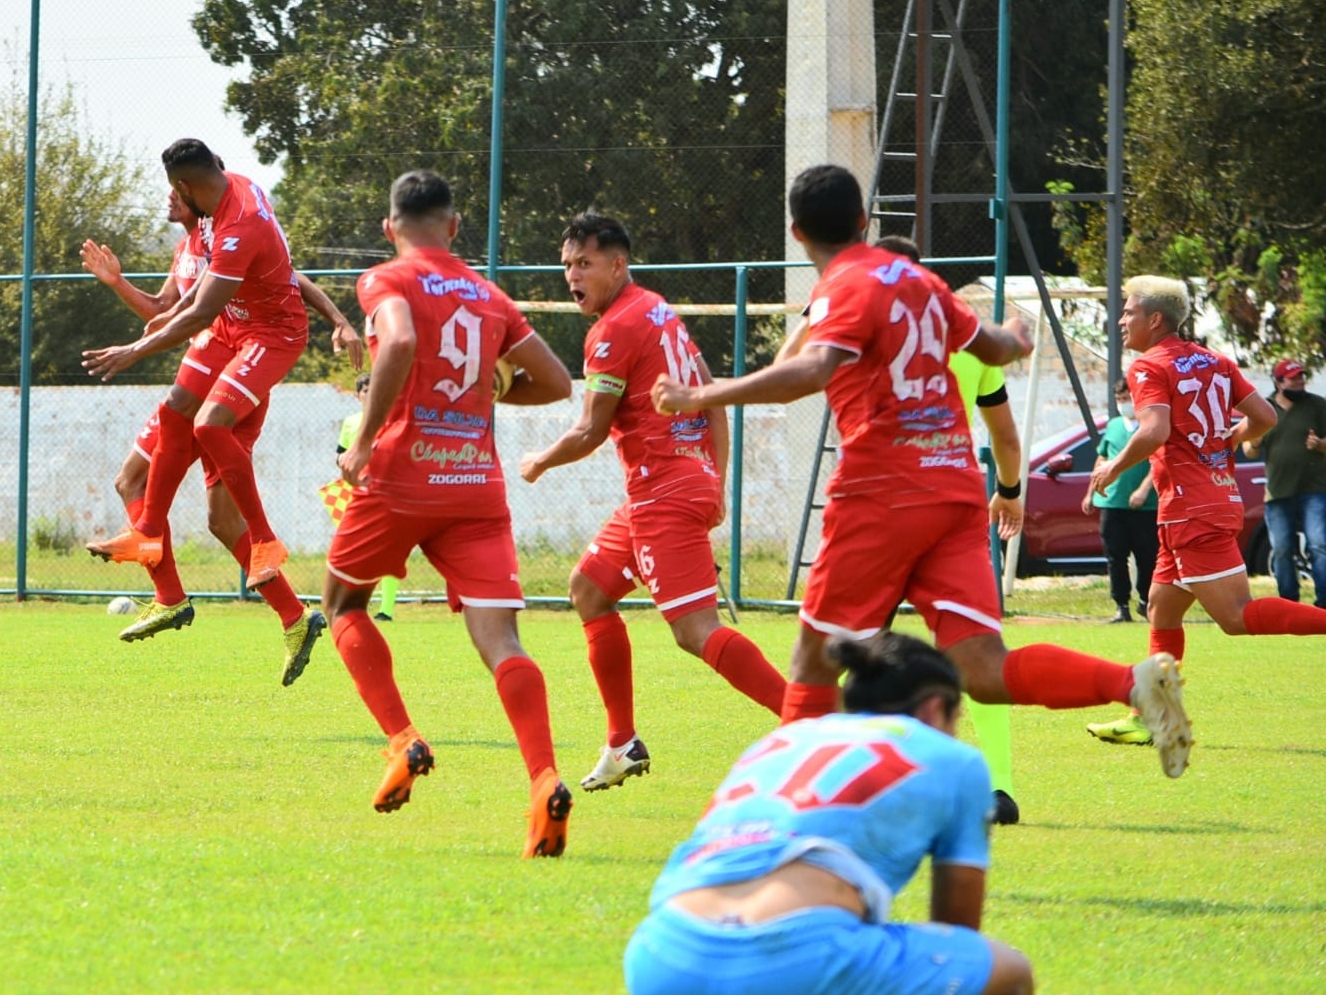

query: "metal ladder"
left=867, top=0, right=971, bottom=248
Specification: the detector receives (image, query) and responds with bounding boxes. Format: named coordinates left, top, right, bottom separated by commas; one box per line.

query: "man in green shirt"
left=1082, top=379, right=1159, bottom=625
left=1242, top=359, right=1326, bottom=606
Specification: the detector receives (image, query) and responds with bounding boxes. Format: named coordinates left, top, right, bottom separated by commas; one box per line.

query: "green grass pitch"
left=1, top=594, right=1323, bottom=994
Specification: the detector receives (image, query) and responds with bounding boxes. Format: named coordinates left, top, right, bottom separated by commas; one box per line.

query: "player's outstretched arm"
left=499, top=334, right=573, bottom=406
left=296, top=272, right=364, bottom=370
left=964, top=317, right=1033, bottom=368
left=80, top=239, right=181, bottom=323
left=520, top=387, right=619, bottom=483
left=652, top=343, right=847, bottom=414
left=81, top=272, right=239, bottom=381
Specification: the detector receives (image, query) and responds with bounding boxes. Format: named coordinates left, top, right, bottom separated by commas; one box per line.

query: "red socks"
left=780, top=682, right=839, bottom=724
left=702, top=627, right=787, bottom=716
left=230, top=531, right=303, bottom=629
left=126, top=496, right=186, bottom=605
left=1002, top=643, right=1134, bottom=709
left=137, top=403, right=198, bottom=537
left=194, top=422, right=276, bottom=543
left=584, top=613, right=636, bottom=748
left=331, top=612, right=410, bottom=735
left=494, top=656, right=556, bottom=781
left=1150, top=626, right=1185, bottom=661
left=1242, top=597, right=1326, bottom=635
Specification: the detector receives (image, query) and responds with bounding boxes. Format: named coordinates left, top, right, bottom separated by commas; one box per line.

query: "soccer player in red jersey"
left=520, top=213, right=787, bottom=793
left=323, top=169, right=576, bottom=857
left=1084, top=276, right=1326, bottom=739
left=81, top=173, right=360, bottom=684
left=654, top=164, right=1193, bottom=778
left=83, top=138, right=321, bottom=592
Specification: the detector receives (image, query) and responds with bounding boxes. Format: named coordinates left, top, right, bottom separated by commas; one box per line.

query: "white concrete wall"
left=0, top=383, right=802, bottom=557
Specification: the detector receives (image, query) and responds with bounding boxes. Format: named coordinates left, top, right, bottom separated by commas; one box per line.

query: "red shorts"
left=205, top=328, right=306, bottom=421
left=132, top=393, right=269, bottom=489
left=576, top=482, right=723, bottom=623
left=173, top=327, right=237, bottom=403
left=327, top=489, right=524, bottom=611
left=800, top=494, right=1002, bottom=649
left=1154, top=519, right=1246, bottom=586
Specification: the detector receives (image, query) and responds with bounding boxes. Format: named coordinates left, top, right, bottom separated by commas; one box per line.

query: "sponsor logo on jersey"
left=221, top=236, right=241, bottom=252
left=646, top=301, right=676, bottom=326
left=593, top=341, right=612, bottom=359
left=870, top=258, right=919, bottom=286
left=416, top=272, right=491, bottom=302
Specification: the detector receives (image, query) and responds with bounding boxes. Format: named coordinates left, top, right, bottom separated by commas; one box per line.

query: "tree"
left=1059, top=0, right=1326, bottom=365
left=191, top=0, right=786, bottom=374
left=0, top=66, right=170, bottom=386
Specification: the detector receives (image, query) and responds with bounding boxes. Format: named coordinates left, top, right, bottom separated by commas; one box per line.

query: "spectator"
left=1241, top=359, right=1326, bottom=606
left=1082, top=379, right=1158, bottom=623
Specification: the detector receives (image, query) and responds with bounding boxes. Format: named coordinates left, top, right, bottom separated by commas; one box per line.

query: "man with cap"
left=1242, top=359, right=1326, bottom=605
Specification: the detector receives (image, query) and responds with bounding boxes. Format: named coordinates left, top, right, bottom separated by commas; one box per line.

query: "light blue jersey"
left=627, top=713, right=997, bottom=995
left=649, top=713, right=991, bottom=923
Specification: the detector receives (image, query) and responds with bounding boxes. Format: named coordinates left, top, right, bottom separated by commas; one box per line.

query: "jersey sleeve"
left=355, top=266, right=406, bottom=321
left=1127, top=357, right=1171, bottom=411
left=930, top=747, right=992, bottom=868
left=804, top=278, right=871, bottom=359
left=495, top=290, right=536, bottom=356
left=939, top=282, right=982, bottom=355
left=583, top=317, right=632, bottom=396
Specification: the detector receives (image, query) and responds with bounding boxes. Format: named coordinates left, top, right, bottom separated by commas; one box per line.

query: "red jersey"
left=1127, top=335, right=1256, bottom=528
left=172, top=228, right=207, bottom=297
left=585, top=281, right=720, bottom=501
left=354, top=246, right=534, bottom=512
left=804, top=242, right=983, bottom=508
left=198, top=172, right=307, bottom=342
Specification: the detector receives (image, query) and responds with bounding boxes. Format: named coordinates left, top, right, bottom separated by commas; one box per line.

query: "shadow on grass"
left=1022, top=820, right=1261, bottom=835
left=998, top=891, right=1326, bottom=917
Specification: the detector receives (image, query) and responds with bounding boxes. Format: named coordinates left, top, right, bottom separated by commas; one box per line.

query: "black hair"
left=354, top=373, right=371, bottom=392
left=788, top=164, right=866, bottom=245
left=833, top=631, right=963, bottom=718
left=1113, top=378, right=1130, bottom=396
left=161, top=138, right=221, bottom=176
left=874, top=234, right=921, bottom=263
left=390, top=169, right=454, bottom=218
left=561, top=212, right=632, bottom=255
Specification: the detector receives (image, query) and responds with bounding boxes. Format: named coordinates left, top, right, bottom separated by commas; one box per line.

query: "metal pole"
left=914, top=0, right=933, bottom=254
left=991, top=0, right=1011, bottom=323
left=16, top=0, right=40, bottom=601
left=729, top=266, right=749, bottom=605
left=485, top=0, right=508, bottom=281
left=1105, top=0, right=1125, bottom=414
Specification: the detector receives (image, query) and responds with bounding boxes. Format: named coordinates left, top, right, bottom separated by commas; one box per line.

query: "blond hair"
left=1123, top=275, right=1191, bottom=329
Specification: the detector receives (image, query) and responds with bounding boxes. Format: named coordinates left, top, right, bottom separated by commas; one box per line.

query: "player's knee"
left=569, top=570, right=611, bottom=620
left=985, top=942, right=1035, bottom=995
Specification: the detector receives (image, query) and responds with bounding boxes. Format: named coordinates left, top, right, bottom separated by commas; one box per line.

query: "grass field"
left=3, top=588, right=1324, bottom=994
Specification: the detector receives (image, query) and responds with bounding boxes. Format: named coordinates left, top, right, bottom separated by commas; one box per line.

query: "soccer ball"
left=493, top=358, right=516, bottom=400
left=107, top=596, right=135, bottom=615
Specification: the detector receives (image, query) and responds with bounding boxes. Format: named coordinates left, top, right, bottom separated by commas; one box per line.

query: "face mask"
left=1282, top=388, right=1307, bottom=402
left=1119, top=403, right=1134, bottom=419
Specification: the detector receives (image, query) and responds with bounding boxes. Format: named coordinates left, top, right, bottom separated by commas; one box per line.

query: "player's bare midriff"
left=666, top=859, right=867, bottom=924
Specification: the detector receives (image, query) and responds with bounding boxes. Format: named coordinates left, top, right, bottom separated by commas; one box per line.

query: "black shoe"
left=992, top=789, right=1020, bottom=826
left=1137, top=601, right=1149, bottom=620
left=373, top=612, right=393, bottom=622
left=1108, top=605, right=1132, bottom=623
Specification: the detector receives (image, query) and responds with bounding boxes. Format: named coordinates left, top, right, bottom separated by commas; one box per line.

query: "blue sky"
left=1, top=0, right=283, bottom=210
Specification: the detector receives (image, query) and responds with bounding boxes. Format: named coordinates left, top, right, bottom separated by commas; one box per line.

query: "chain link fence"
left=2, top=1, right=1086, bottom=608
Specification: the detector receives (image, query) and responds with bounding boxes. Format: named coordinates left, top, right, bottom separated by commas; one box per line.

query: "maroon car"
left=1018, top=418, right=1269, bottom=577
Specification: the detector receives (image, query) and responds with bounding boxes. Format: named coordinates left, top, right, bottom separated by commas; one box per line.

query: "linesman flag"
left=318, top=478, right=355, bottom=526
